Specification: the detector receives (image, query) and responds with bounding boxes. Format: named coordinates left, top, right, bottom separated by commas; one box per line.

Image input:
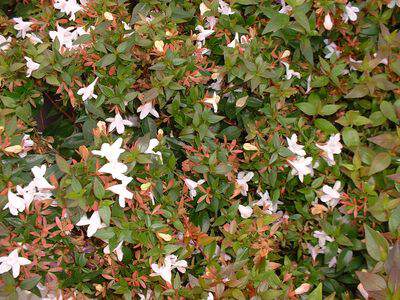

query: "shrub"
left=0, top=0, right=399, bottom=299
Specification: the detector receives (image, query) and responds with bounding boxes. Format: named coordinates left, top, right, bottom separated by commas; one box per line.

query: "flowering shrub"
left=0, top=0, right=400, bottom=299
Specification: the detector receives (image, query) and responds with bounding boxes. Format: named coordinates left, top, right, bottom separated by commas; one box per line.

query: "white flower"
left=3, top=190, right=25, bottom=216
left=207, top=292, right=214, bottom=300
left=184, top=178, right=205, bottom=198
left=151, top=254, right=187, bottom=284
left=26, top=33, right=43, bottom=45
left=144, top=138, right=162, bottom=162
left=288, top=156, right=313, bottom=183
left=76, top=211, right=105, bottom=237
left=104, top=12, right=114, bottom=21
left=388, top=0, right=400, bottom=8
left=104, top=241, right=124, bottom=261
left=195, top=25, right=214, bottom=43
left=254, top=190, right=283, bottom=214
left=236, top=171, right=254, bottom=196
left=49, top=25, right=75, bottom=51
left=107, top=176, right=133, bottom=207
left=31, top=165, right=54, bottom=190
left=77, top=77, right=98, bottom=102
left=210, top=73, right=223, bottom=90
left=328, top=256, right=337, bottom=267
left=92, top=138, right=125, bottom=163
left=218, top=0, right=235, bottom=15
left=19, top=134, right=34, bottom=158
left=206, top=16, right=218, bottom=30
left=49, top=25, right=90, bottom=51
left=324, top=13, right=333, bottom=30
left=122, top=21, right=132, bottom=31
left=138, top=290, right=153, bottom=300
left=238, top=204, right=253, bottom=218
left=54, top=0, right=83, bottom=21
left=320, top=181, right=341, bottom=208
left=122, top=21, right=134, bottom=38
left=227, top=32, right=239, bottom=48
left=324, top=39, right=341, bottom=59
left=342, top=3, right=359, bottom=23
left=106, top=113, right=134, bottom=134
left=16, top=184, right=35, bottom=208
left=154, top=40, right=164, bottom=52
left=313, top=230, right=334, bottom=248
left=0, top=35, right=12, bottom=51
left=99, top=161, right=128, bottom=180
left=200, top=3, right=211, bottom=15
left=307, top=243, right=324, bottom=261
left=204, top=92, right=220, bottom=113
left=13, top=17, right=33, bottom=38
left=24, top=57, right=40, bottom=78
left=282, top=62, right=300, bottom=80
left=316, top=133, right=343, bottom=166
left=137, top=102, right=159, bottom=119
left=286, top=134, right=306, bottom=157
left=279, top=0, right=292, bottom=14
left=0, top=249, right=31, bottom=278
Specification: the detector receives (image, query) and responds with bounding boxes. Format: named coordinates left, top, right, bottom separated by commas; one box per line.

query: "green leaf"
left=389, top=206, right=400, bottom=235
left=320, top=104, right=342, bottom=116
left=380, top=101, right=398, bottom=124
left=344, top=84, right=369, bottom=98
left=94, top=227, right=115, bottom=240
left=97, top=54, right=116, bottom=67
left=356, top=271, right=387, bottom=292
left=337, top=249, right=353, bottom=271
left=263, top=13, right=289, bottom=34
left=293, top=10, right=310, bottom=32
left=368, top=152, right=391, bottom=175
left=307, top=283, right=322, bottom=300
left=99, top=206, right=111, bottom=226
left=342, top=127, right=360, bottom=148
left=315, top=118, right=338, bottom=134
left=45, top=75, right=60, bottom=86
left=20, top=276, right=41, bottom=290
left=130, top=3, right=151, bottom=24
left=300, top=37, right=313, bottom=65
left=98, top=84, right=115, bottom=97
left=364, top=224, right=389, bottom=261
left=296, top=102, right=317, bottom=115
left=220, top=126, right=241, bottom=140
left=56, top=155, right=70, bottom=174
left=93, top=177, right=105, bottom=200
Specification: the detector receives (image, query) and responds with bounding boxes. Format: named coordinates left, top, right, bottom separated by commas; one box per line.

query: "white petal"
left=0, top=263, right=11, bottom=274
left=238, top=205, right=253, bottom=218
left=12, top=264, right=20, bottom=278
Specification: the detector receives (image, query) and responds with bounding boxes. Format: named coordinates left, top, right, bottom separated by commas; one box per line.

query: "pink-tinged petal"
left=294, top=283, right=311, bottom=295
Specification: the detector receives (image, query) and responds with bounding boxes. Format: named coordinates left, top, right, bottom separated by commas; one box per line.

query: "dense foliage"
left=0, top=0, right=399, bottom=299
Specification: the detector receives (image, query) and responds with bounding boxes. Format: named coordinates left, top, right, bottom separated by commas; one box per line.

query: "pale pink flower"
left=137, top=102, right=159, bottom=119
left=77, top=77, right=98, bottom=102
left=106, top=113, right=134, bottom=134
left=0, top=249, right=31, bottom=278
